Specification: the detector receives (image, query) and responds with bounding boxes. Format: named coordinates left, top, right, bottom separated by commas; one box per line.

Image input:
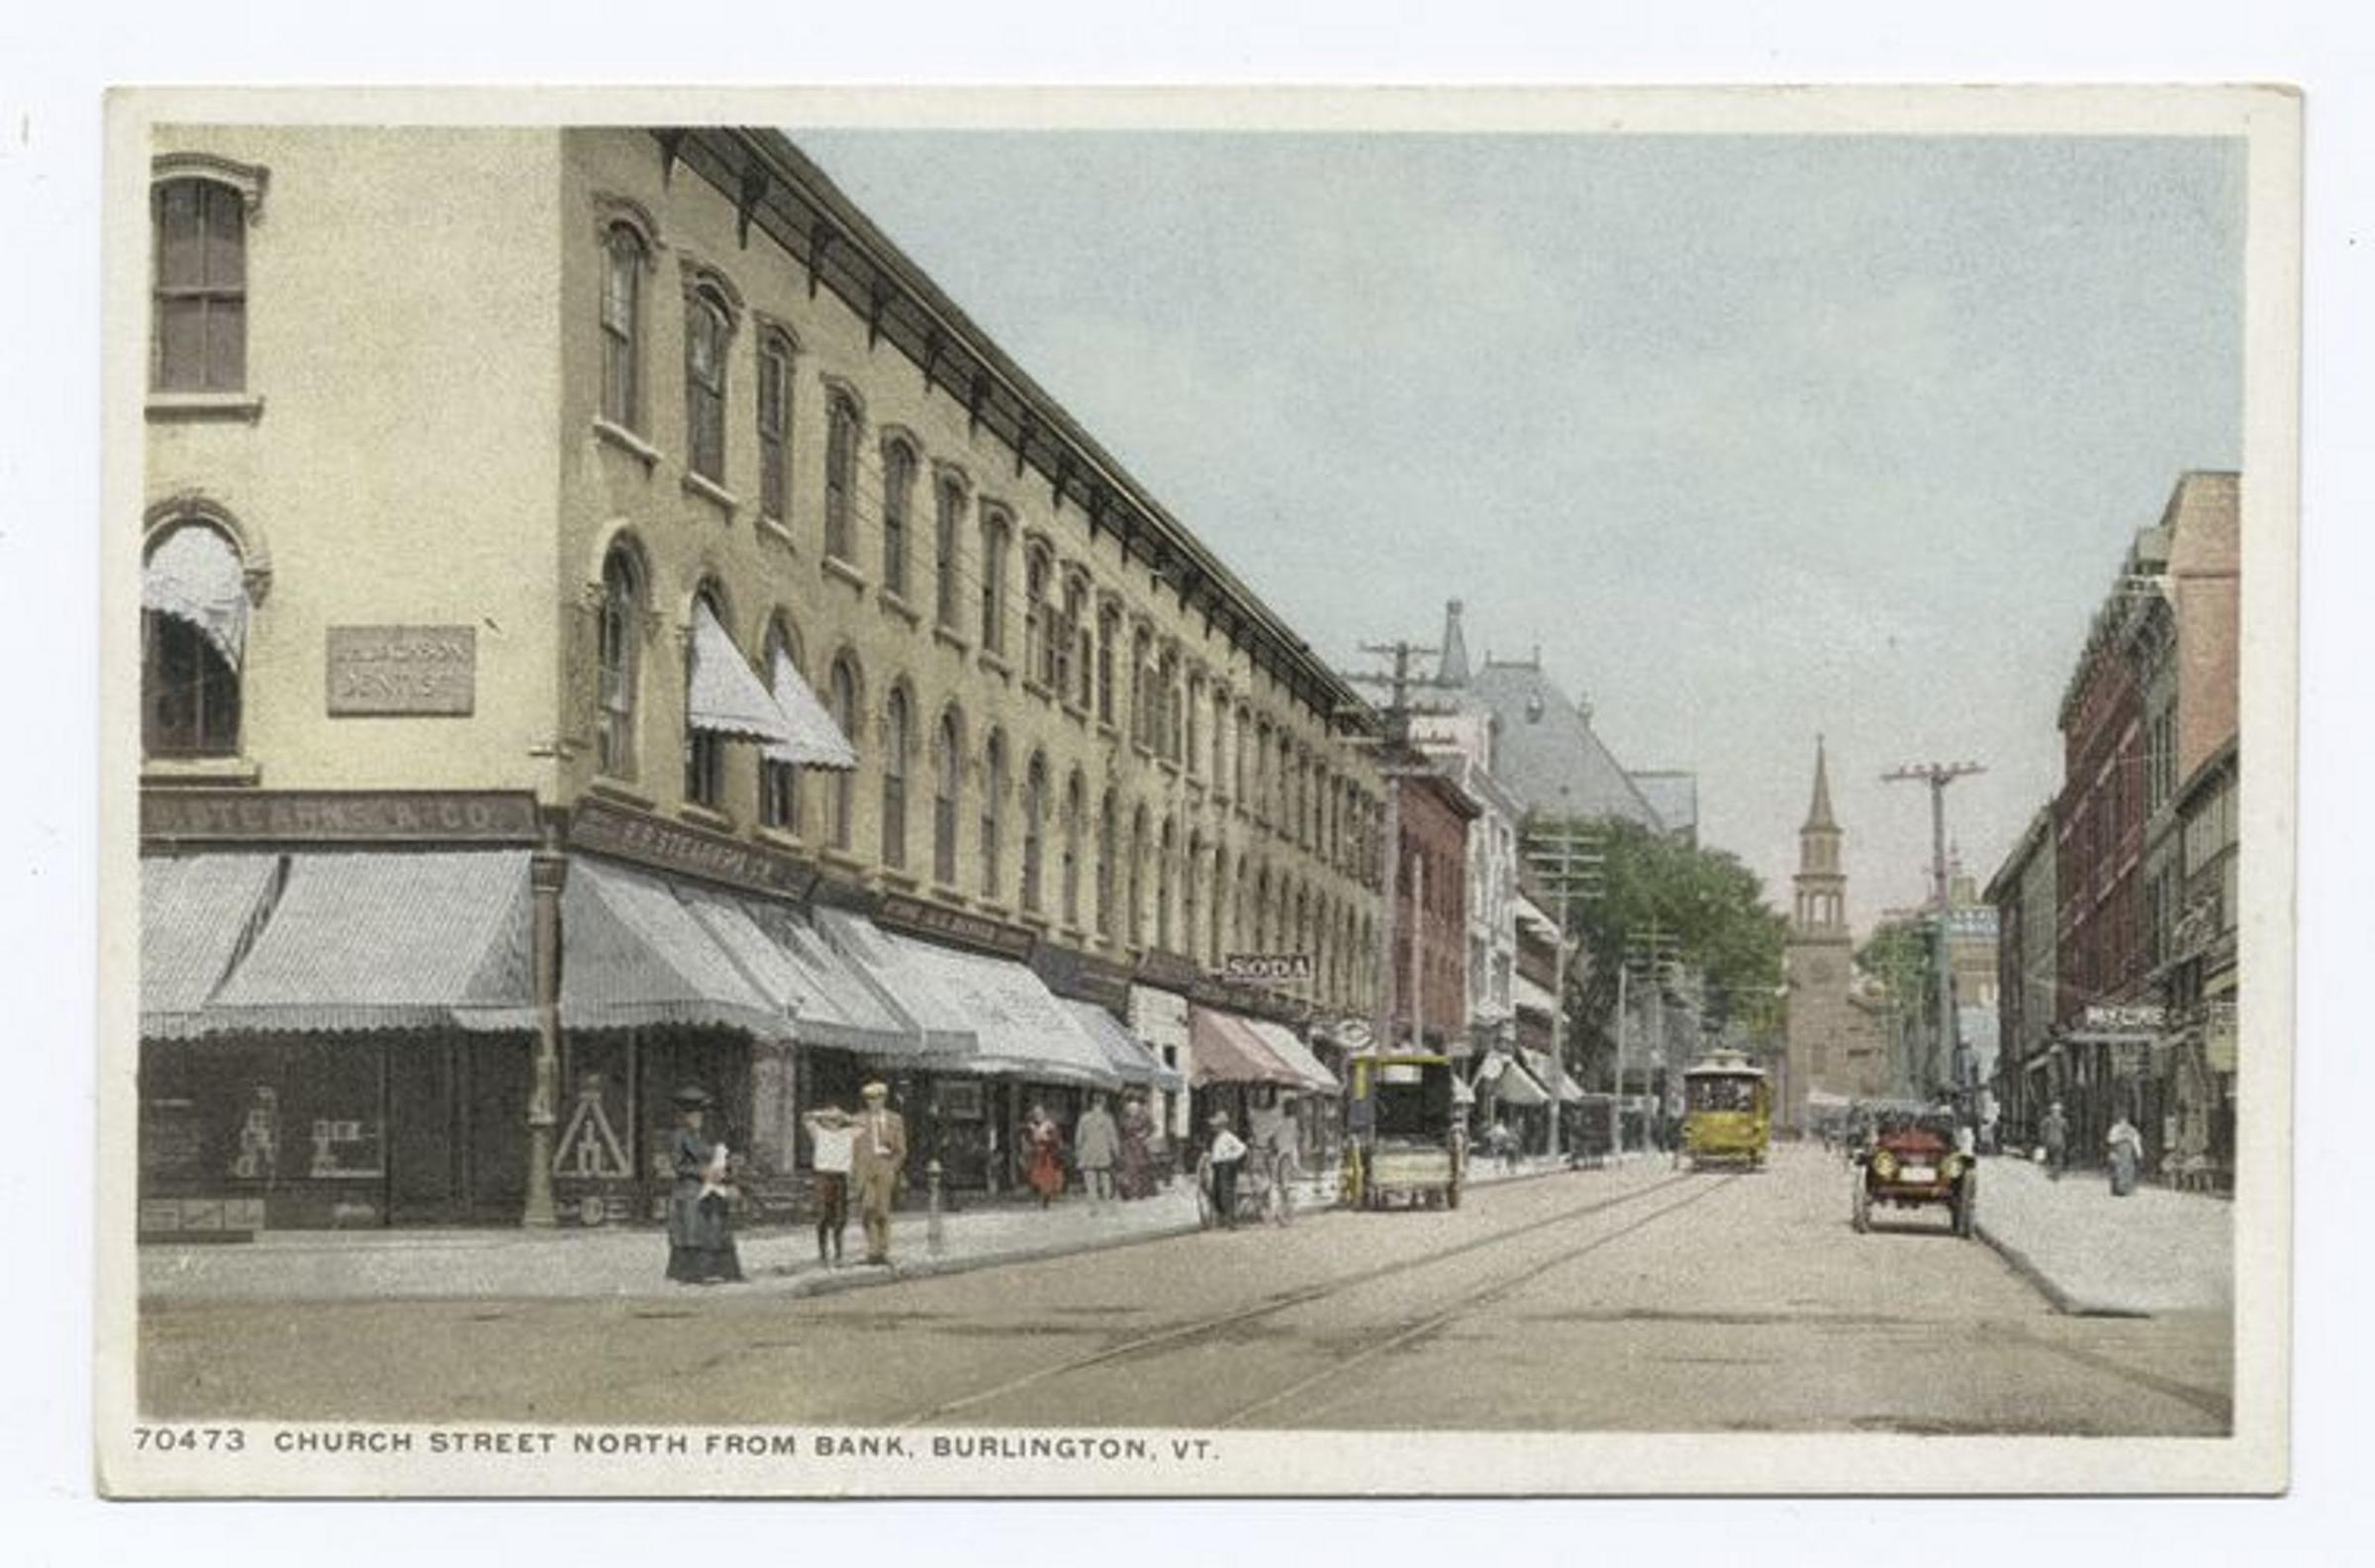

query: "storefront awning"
left=556, top=858, right=792, bottom=1042
left=1243, top=1017, right=1341, bottom=1093
left=1064, top=999, right=1184, bottom=1092
left=142, top=524, right=248, bottom=669
left=140, top=853, right=283, bottom=1039
left=201, top=852, right=534, bottom=1035
left=810, top=907, right=975, bottom=1061
left=689, top=600, right=800, bottom=746
left=764, top=646, right=858, bottom=770
left=1521, top=1049, right=1581, bottom=1104
left=1494, top=1059, right=1553, bottom=1106
left=880, top=933, right=1121, bottom=1088
left=1188, top=1005, right=1300, bottom=1087
left=676, top=886, right=912, bottom=1056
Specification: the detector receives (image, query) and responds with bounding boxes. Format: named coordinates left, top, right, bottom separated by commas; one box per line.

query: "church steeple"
left=1436, top=599, right=1471, bottom=689
left=1793, top=736, right=1847, bottom=935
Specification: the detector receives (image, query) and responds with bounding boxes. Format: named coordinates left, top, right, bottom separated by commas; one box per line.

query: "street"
left=141, top=1146, right=2230, bottom=1435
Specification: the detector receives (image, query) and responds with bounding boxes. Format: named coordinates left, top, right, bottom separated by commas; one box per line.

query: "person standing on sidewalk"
left=1075, top=1093, right=1121, bottom=1211
left=1023, top=1103, right=1067, bottom=1208
left=850, top=1081, right=906, bottom=1267
left=1204, top=1113, right=1248, bottom=1230
left=1117, top=1094, right=1156, bottom=1200
left=2106, top=1112, right=2144, bottom=1197
left=801, top=1101, right=856, bottom=1267
left=664, top=1086, right=743, bottom=1285
left=2041, top=1101, right=2069, bottom=1182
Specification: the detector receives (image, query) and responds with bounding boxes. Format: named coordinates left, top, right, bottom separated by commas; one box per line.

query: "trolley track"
left=886, top=1168, right=1729, bottom=1429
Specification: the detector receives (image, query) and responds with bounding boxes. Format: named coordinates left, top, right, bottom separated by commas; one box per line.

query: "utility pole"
left=1524, top=794, right=1603, bottom=1162
left=1623, top=920, right=1682, bottom=1154
left=1344, top=639, right=1457, bottom=1057
left=1882, top=761, right=1984, bottom=1100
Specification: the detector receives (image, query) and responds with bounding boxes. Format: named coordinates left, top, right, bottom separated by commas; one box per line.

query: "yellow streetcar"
left=1679, top=1050, right=1770, bottom=1170
left=1340, top=1053, right=1464, bottom=1211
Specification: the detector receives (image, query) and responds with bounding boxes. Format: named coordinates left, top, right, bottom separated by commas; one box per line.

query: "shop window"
left=152, top=176, right=247, bottom=393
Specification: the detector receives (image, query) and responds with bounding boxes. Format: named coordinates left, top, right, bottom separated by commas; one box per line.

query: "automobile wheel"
left=1852, top=1178, right=1871, bottom=1234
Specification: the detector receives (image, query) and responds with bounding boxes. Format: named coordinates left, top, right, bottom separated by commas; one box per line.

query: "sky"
left=794, top=130, right=2246, bottom=926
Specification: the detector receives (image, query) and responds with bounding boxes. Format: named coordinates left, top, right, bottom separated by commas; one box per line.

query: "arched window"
left=979, top=512, right=1011, bottom=653
left=980, top=729, right=1007, bottom=899
left=1095, top=788, right=1117, bottom=940
left=1158, top=648, right=1183, bottom=762
left=1128, top=805, right=1150, bottom=950
left=683, top=587, right=728, bottom=809
left=823, top=392, right=860, bottom=563
left=757, top=331, right=794, bottom=522
left=760, top=617, right=803, bottom=832
left=599, top=223, right=645, bottom=428
left=1156, top=818, right=1178, bottom=952
left=1020, top=752, right=1048, bottom=915
left=1130, top=627, right=1153, bottom=749
left=934, top=477, right=965, bottom=632
left=882, top=684, right=913, bottom=870
left=1233, top=707, right=1250, bottom=804
left=153, top=177, right=248, bottom=393
left=1066, top=577, right=1092, bottom=710
left=882, top=438, right=916, bottom=599
left=684, top=286, right=730, bottom=482
left=827, top=656, right=861, bottom=850
left=1255, top=721, right=1273, bottom=826
left=931, top=705, right=962, bottom=885
left=595, top=544, right=642, bottom=779
left=1023, top=544, right=1054, bottom=690
left=1062, top=772, right=1086, bottom=928
left=1186, top=677, right=1204, bottom=778
left=1253, top=867, right=1271, bottom=952
left=1209, top=847, right=1228, bottom=967
left=141, top=521, right=247, bottom=757
left=1096, top=603, right=1120, bottom=726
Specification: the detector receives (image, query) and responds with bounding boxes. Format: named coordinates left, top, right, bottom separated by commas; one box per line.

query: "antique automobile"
left=1678, top=1049, right=1770, bottom=1170
left=1852, top=1108, right=1977, bottom=1238
left=1340, top=1053, right=1463, bottom=1210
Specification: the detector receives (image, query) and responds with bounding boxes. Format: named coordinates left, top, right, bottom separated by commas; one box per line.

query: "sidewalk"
left=142, top=1185, right=1206, bottom=1304
left=1974, top=1154, right=2232, bottom=1317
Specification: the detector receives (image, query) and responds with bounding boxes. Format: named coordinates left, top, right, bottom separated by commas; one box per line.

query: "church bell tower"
left=1782, top=736, right=1854, bottom=1133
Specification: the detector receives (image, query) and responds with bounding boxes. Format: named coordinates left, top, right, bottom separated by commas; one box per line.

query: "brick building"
left=1387, top=761, right=1480, bottom=1053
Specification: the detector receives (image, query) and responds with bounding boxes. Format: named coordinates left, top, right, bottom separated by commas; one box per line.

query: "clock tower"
left=1782, top=736, right=1856, bottom=1133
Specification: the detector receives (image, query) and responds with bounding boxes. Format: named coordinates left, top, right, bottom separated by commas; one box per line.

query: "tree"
left=1530, top=816, right=1787, bottom=1089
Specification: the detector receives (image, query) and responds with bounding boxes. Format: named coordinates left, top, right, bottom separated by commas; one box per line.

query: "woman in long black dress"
left=665, top=1086, right=743, bottom=1284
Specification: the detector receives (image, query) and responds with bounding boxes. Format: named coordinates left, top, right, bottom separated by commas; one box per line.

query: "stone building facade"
left=135, top=126, right=1383, bottom=1230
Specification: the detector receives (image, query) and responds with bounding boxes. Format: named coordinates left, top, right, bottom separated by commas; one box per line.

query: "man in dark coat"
left=665, top=1086, right=743, bottom=1284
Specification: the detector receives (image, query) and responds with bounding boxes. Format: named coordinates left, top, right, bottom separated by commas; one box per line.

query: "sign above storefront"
left=325, top=625, right=476, bottom=715
left=1032, top=943, right=1133, bottom=1009
left=1136, top=948, right=1200, bottom=992
left=873, top=892, right=1037, bottom=962
left=2083, top=1004, right=2166, bottom=1031
left=568, top=797, right=814, bottom=900
left=142, top=788, right=541, bottom=844
left=1220, top=952, right=1313, bottom=983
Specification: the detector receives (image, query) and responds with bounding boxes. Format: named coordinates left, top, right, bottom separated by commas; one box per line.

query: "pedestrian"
left=1023, top=1103, right=1066, bottom=1208
left=1117, top=1094, right=1156, bottom=1200
left=1204, top=1112, right=1247, bottom=1230
left=801, top=1100, right=856, bottom=1267
left=2106, top=1112, right=2143, bottom=1197
left=664, top=1086, right=743, bottom=1285
left=1075, top=1093, right=1121, bottom=1210
left=2041, top=1100, right=2069, bottom=1182
left=849, top=1080, right=907, bottom=1266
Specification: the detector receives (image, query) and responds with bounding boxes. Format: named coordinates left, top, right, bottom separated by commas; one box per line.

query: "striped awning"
left=688, top=600, right=799, bottom=746
left=810, top=907, right=975, bottom=1061
left=556, top=858, right=792, bottom=1042
left=140, top=853, right=282, bottom=1039
left=1064, top=999, right=1184, bottom=1092
left=1243, top=1017, right=1341, bottom=1093
left=142, top=524, right=248, bottom=669
left=676, top=885, right=910, bottom=1055
left=878, top=932, right=1120, bottom=1088
left=1494, top=1058, right=1553, bottom=1106
left=1188, top=1005, right=1300, bottom=1088
left=201, top=852, right=534, bottom=1035
left=764, top=646, right=858, bottom=770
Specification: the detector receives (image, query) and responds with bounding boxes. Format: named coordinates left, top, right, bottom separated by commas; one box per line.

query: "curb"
left=782, top=1216, right=1210, bottom=1299
left=1974, top=1222, right=2150, bottom=1319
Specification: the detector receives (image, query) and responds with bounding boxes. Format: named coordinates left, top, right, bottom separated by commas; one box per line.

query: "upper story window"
left=931, top=705, right=963, bottom=885
left=683, top=588, right=728, bottom=809
left=760, top=617, right=803, bottom=832
left=823, top=393, right=861, bottom=563
left=1023, top=545, right=1055, bottom=690
left=756, top=332, right=794, bottom=522
left=1063, top=772, right=1086, bottom=928
left=882, top=439, right=917, bottom=600
left=1095, top=788, right=1118, bottom=939
left=600, top=224, right=647, bottom=429
left=1159, top=649, right=1184, bottom=762
left=934, top=477, right=967, bottom=631
left=1065, top=577, right=1092, bottom=710
left=1130, top=627, right=1154, bottom=750
left=882, top=683, right=913, bottom=870
left=1186, top=678, right=1204, bottom=778
left=152, top=177, right=248, bottom=393
left=1020, top=752, right=1049, bottom=916
left=827, top=655, right=861, bottom=850
left=979, top=512, right=1011, bottom=654
left=1096, top=604, right=1120, bottom=726
left=596, top=544, right=643, bottom=779
left=981, top=730, right=1007, bottom=900
left=142, top=521, right=249, bottom=757
left=684, top=287, right=731, bottom=483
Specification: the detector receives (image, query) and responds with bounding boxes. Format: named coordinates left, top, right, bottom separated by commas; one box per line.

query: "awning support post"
left=523, top=819, right=570, bottom=1228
